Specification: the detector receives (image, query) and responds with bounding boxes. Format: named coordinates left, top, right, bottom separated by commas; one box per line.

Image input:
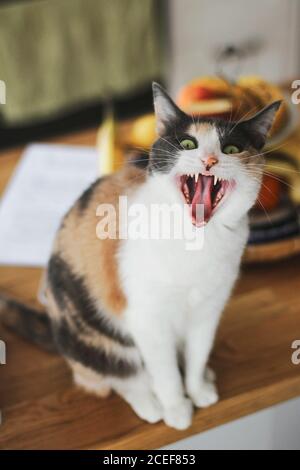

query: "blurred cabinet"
left=168, top=0, right=300, bottom=92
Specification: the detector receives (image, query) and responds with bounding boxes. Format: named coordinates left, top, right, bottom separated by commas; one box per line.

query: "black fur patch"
left=47, top=254, right=134, bottom=347
left=149, top=115, right=193, bottom=173
left=78, top=177, right=105, bottom=212
left=54, top=318, right=137, bottom=377
left=216, top=120, right=258, bottom=152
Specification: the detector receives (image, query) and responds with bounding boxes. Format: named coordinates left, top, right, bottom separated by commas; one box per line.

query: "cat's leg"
left=126, top=302, right=193, bottom=430
left=134, top=334, right=193, bottom=430
left=184, top=304, right=222, bottom=408
left=111, top=370, right=163, bottom=424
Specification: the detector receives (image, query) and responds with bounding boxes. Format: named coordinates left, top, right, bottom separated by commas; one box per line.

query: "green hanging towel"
left=0, top=0, right=162, bottom=125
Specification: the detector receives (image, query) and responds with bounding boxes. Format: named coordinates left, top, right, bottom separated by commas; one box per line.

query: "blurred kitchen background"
left=0, top=0, right=299, bottom=147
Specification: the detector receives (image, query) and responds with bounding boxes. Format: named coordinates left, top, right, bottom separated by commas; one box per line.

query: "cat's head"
left=149, top=82, right=281, bottom=227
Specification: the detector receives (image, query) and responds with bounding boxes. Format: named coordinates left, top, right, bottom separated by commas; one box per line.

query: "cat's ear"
left=241, top=101, right=282, bottom=149
left=152, top=82, right=186, bottom=136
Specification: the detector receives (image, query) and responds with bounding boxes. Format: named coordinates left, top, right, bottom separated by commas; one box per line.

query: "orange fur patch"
left=69, top=359, right=111, bottom=398
left=51, top=165, right=146, bottom=316
left=187, top=122, right=214, bottom=135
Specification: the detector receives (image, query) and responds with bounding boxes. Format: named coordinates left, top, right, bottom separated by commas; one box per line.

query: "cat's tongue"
left=191, top=176, right=213, bottom=225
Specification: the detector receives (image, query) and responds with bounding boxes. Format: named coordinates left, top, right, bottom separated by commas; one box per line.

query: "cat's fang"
left=179, top=174, right=234, bottom=225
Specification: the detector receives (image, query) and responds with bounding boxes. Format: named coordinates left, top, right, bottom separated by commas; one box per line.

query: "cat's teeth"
left=195, top=174, right=199, bottom=183
left=214, top=175, right=218, bottom=186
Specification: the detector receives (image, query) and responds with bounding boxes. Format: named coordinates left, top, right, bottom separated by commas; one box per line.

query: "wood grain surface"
left=0, top=128, right=300, bottom=450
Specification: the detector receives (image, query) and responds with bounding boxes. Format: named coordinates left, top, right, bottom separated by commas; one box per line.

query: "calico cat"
left=0, top=83, right=280, bottom=430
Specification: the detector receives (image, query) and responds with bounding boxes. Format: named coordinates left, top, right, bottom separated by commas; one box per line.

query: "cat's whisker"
left=129, top=146, right=175, bottom=158
left=159, top=136, right=181, bottom=152
left=256, top=197, right=272, bottom=224
left=236, top=140, right=291, bottom=160
left=240, top=167, right=294, bottom=191
left=247, top=162, right=300, bottom=175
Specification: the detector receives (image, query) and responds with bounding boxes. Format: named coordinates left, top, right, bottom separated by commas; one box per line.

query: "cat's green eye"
left=180, top=139, right=197, bottom=150
left=223, top=144, right=240, bottom=154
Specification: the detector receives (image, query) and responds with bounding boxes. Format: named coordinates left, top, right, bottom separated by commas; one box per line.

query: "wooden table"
left=0, top=128, right=300, bottom=450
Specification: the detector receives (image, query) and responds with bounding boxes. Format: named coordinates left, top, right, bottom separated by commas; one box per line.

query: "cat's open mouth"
left=178, top=174, right=234, bottom=226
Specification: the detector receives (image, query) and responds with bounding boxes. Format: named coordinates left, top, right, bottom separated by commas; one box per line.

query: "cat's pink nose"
left=202, top=154, right=218, bottom=171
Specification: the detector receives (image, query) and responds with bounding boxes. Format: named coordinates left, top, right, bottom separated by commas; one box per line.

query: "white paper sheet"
left=0, top=143, right=98, bottom=267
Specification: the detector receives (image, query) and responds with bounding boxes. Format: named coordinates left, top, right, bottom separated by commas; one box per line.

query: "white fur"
left=113, top=126, right=261, bottom=430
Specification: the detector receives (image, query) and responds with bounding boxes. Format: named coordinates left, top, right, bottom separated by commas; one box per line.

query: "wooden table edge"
left=84, top=374, right=300, bottom=450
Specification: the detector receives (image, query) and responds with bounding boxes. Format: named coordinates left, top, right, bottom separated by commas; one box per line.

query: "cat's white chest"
left=119, top=216, right=248, bottom=336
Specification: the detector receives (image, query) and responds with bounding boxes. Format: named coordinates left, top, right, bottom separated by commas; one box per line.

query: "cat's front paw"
left=163, top=397, right=193, bottom=430
left=189, top=381, right=219, bottom=409
left=130, top=393, right=163, bottom=424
